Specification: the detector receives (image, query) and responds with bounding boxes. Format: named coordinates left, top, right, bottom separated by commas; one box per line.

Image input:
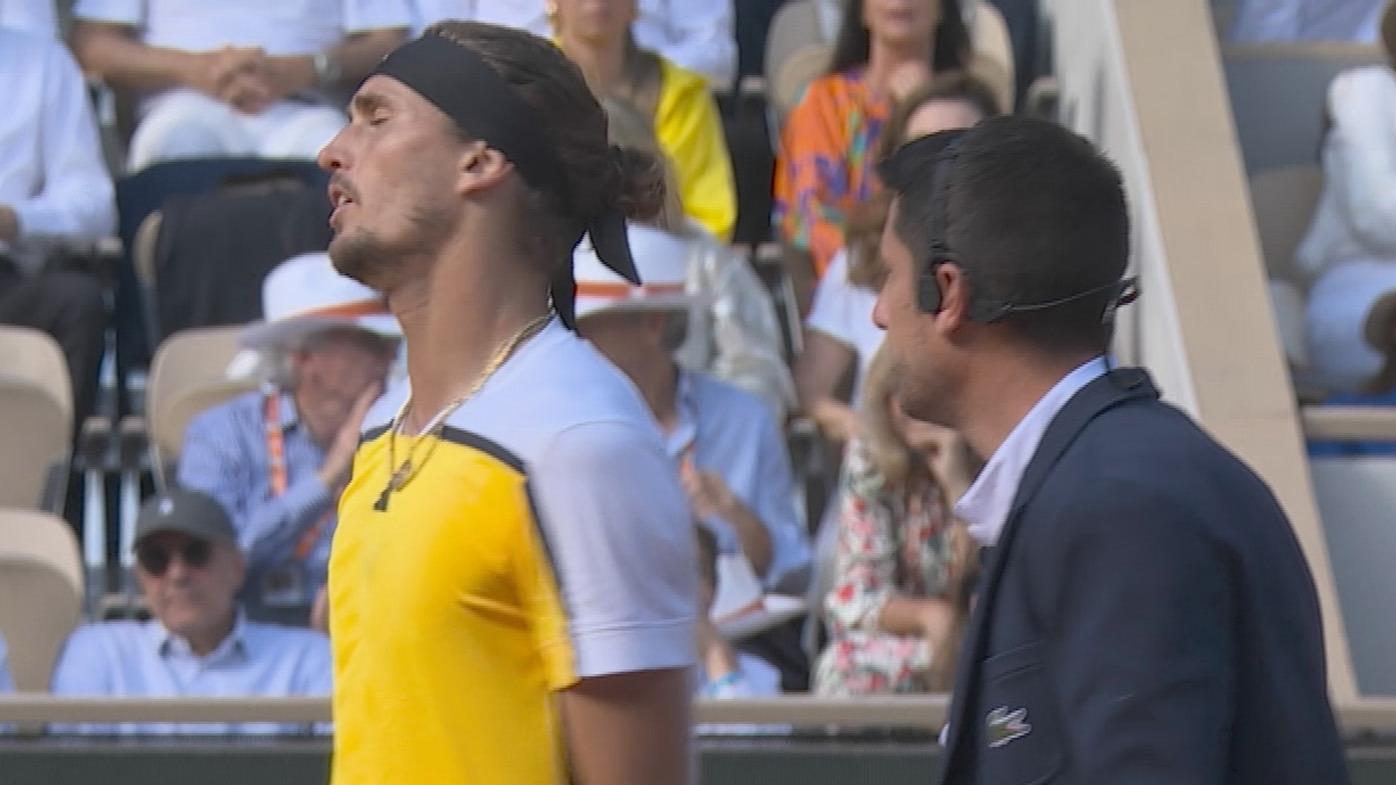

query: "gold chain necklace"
left=373, top=312, right=552, bottom=512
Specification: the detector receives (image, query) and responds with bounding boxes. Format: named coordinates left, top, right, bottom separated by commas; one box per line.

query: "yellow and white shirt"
left=329, top=319, right=697, bottom=785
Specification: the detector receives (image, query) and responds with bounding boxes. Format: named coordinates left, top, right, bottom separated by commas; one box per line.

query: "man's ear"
left=457, top=141, right=513, bottom=197
left=935, top=262, right=972, bottom=331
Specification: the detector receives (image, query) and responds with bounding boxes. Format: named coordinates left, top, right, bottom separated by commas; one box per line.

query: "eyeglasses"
left=136, top=539, right=213, bottom=577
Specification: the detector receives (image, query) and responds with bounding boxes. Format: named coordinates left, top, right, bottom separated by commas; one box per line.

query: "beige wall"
left=1050, top=0, right=1357, bottom=700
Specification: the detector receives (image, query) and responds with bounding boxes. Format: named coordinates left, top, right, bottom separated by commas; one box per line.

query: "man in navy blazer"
left=871, top=116, right=1350, bottom=785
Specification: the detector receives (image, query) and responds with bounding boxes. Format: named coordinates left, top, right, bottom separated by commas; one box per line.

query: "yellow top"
left=328, top=322, right=697, bottom=785
left=655, top=58, right=737, bottom=240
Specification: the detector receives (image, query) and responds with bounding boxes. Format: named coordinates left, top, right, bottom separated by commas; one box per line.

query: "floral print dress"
left=813, top=438, right=961, bottom=696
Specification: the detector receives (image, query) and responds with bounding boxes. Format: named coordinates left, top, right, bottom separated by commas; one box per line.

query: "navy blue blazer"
left=938, top=367, right=1350, bottom=785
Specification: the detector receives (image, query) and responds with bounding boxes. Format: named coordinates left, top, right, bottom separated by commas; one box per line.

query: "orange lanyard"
left=263, top=394, right=331, bottom=562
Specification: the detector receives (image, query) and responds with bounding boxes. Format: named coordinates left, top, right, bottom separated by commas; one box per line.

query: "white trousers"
left=127, top=89, right=346, bottom=171
left=1305, top=258, right=1396, bottom=392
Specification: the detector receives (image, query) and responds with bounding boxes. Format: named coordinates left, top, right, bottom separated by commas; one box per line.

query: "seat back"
left=970, top=0, right=1017, bottom=112
left=0, top=508, right=84, bottom=691
left=1248, top=164, right=1325, bottom=283
left=147, top=326, right=257, bottom=464
left=772, top=43, right=834, bottom=125
left=0, top=328, right=72, bottom=509
left=766, top=0, right=826, bottom=106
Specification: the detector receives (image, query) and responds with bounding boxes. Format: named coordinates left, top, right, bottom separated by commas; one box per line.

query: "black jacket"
left=939, top=367, right=1350, bottom=785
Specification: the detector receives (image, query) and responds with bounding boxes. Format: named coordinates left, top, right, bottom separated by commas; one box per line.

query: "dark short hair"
left=887, top=116, right=1131, bottom=356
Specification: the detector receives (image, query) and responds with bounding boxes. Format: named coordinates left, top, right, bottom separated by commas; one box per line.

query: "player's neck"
left=389, top=241, right=550, bottom=433
left=956, top=346, right=1097, bottom=464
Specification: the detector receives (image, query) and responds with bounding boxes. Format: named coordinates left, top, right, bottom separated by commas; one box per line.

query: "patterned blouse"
left=825, top=437, right=960, bottom=639
left=774, top=69, right=891, bottom=279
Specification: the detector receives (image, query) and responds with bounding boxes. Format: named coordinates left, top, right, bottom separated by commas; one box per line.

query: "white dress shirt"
left=0, top=28, right=116, bottom=274
left=955, top=357, right=1109, bottom=547
left=0, top=0, right=58, bottom=38
left=50, top=614, right=333, bottom=735
left=411, top=0, right=737, bottom=86
left=74, top=0, right=411, bottom=56
left=1228, top=0, right=1385, bottom=43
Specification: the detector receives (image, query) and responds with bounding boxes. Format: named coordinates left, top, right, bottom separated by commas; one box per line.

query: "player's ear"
left=457, top=140, right=511, bottom=197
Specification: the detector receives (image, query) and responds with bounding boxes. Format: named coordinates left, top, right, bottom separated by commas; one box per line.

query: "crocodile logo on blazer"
left=986, top=706, right=1033, bottom=748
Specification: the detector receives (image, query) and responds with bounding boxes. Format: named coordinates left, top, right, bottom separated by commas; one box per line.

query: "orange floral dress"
left=774, top=69, right=891, bottom=279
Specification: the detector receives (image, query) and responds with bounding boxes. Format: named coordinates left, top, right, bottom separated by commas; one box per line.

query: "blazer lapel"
left=936, top=367, right=1159, bottom=781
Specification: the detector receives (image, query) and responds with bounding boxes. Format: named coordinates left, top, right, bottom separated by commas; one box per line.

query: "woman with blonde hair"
left=813, top=344, right=977, bottom=695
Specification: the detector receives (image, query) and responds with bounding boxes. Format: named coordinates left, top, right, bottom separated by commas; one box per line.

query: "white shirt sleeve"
left=530, top=420, right=698, bottom=679
left=342, top=0, right=413, bottom=34
left=0, top=0, right=58, bottom=37
left=9, top=37, right=116, bottom=272
left=637, top=0, right=736, bottom=87
left=805, top=248, right=858, bottom=348
left=1326, top=68, right=1396, bottom=257
left=71, top=0, right=144, bottom=26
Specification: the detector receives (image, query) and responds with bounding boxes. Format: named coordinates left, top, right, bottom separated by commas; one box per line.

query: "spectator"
left=552, top=0, right=738, bottom=240
left=797, top=72, right=999, bottom=445
left=574, top=222, right=811, bottom=592
left=71, top=0, right=412, bottom=171
left=0, top=27, right=115, bottom=433
left=814, top=346, right=975, bottom=696
left=411, top=0, right=737, bottom=86
left=602, top=95, right=795, bottom=421
left=694, top=526, right=781, bottom=699
left=1295, top=1, right=1396, bottom=394
left=1229, top=0, right=1386, bottom=42
left=774, top=0, right=969, bottom=281
left=178, top=253, right=399, bottom=626
left=50, top=489, right=332, bottom=736
left=0, top=0, right=57, bottom=37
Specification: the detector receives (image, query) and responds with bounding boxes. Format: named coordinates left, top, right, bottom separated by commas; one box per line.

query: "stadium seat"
left=144, top=326, right=257, bottom=487
left=1249, top=165, right=1324, bottom=374
left=0, top=328, right=72, bottom=513
left=0, top=508, right=84, bottom=691
left=969, top=1, right=1017, bottom=113
left=765, top=0, right=826, bottom=110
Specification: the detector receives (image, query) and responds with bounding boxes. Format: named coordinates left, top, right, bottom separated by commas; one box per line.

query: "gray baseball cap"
left=133, top=488, right=237, bottom=547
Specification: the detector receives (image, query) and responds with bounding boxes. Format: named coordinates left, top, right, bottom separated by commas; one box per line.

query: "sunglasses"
left=136, top=539, right=213, bottom=577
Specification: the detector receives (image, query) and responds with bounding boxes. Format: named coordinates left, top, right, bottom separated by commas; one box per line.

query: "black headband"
left=372, top=33, right=639, bottom=327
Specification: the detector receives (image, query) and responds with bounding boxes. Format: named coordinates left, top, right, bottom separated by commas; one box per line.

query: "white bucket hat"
left=227, top=252, right=401, bottom=379
left=573, top=223, right=710, bottom=320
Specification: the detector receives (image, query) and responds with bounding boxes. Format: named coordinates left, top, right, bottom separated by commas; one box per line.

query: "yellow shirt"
left=329, top=322, right=697, bottom=785
left=655, top=59, right=737, bottom=241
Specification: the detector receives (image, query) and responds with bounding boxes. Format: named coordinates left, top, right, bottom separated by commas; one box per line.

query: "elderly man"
left=575, top=223, right=810, bottom=595
left=50, top=488, right=332, bottom=736
left=71, top=0, right=412, bottom=170
left=178, top=252, right=399, bottom=627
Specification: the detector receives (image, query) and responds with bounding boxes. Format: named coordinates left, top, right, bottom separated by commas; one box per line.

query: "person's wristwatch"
left=313, top=50, right=341, bottom=87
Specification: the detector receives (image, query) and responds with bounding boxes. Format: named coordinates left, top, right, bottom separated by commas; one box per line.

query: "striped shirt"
left=177, top=391, right=335, bottom=608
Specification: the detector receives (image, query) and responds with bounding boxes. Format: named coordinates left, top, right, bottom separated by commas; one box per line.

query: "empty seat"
left=0, top=327, right=72, bottom=511
left=0, top=508, right=84, bottom=691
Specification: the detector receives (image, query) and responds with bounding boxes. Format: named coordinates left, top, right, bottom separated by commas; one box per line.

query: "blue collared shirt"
left=48, top=614, right=332, bottom=736
left=178, top=391, right=335, bottom=605
left=668, top=371, right=811, bottom=589
left=955, top=357, right=1110, bottom=547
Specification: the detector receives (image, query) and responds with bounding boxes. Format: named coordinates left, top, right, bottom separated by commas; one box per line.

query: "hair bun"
left=608, top=143, right=668, bottom=224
